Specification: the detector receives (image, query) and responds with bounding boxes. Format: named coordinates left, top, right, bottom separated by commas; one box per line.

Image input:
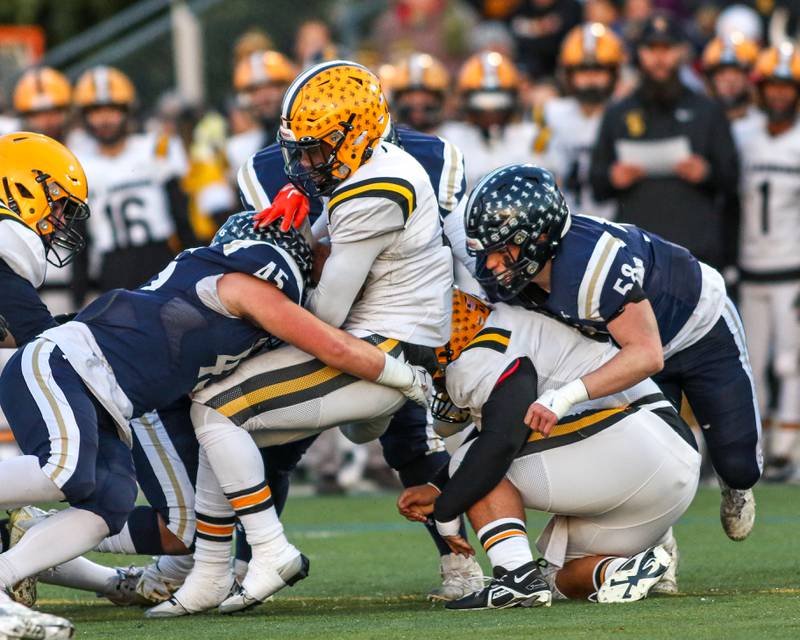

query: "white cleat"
left=0, top=596, right=74, bottom=639
left=218, top=553, right=309, bottom=614
left=135, top=559, right=187, bottom=605
left=103, top=567, right=150, bottom=607
left=720, top=488, right=755, bottom=541
left=6, top=507, right=53, bottom=607
left=428, top=553, right=485, bottom=602
left=596, top=545, right=671, bottom=604
left=145, top=570, right=235, bottom=618
left=650, top=535, right=679, bottom=595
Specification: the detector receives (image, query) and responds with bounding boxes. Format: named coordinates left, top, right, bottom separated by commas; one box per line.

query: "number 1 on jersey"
left=758, top=181, right=770, bottom=234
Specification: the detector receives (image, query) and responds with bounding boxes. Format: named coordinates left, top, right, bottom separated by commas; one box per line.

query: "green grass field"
left=37, top=485, right=800, bottom=640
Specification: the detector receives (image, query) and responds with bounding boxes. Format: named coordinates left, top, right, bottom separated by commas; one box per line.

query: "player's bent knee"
left=712, top=440, right=761, bottom=489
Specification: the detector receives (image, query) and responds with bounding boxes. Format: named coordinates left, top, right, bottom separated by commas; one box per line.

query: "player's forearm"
left=581, top=342, right=663, bottom=400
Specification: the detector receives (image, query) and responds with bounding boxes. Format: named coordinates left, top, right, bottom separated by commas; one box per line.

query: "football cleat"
left=596, top=545, right=671, bottom=603
left=428, top=553, right=485, bottom=602
left=135, top=559, right=187, bottom=605
left=650, top=535, right=679, bottom=595
left=103, top=567, right=150, bottom=607
left=720, top=488, right=755, bottom=541
left=7, top=507, right=53, bottom=607
left=218, top=553, right=309, bottom=614
left=145, top=570, right=236, bottom=618
left=0, top=595, right=74, bottom=639
left=445, top=561, right=552, bottom=610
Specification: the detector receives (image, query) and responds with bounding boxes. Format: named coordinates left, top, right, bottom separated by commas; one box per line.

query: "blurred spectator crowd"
left=2, top=0, right=800, bottom=485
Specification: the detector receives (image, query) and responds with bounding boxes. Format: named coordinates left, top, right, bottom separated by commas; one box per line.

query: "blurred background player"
left=590, top=12, right=740, bottom=272
left=544, top=22, right=624, bottom=220
left=738, top=43, right=800, bottom=483
left=13, top=68, right=72, bottom=143
left=12, top=67, right=78, bottom=316
left=439, top=50, right=544, bottom=189
left=391, top=53, right=450, bottom=134
left=72, top=65, right=194, bottom=294
left=226, top=50, right=296, bottom=182
left=702, top=33, right=761, bottom=128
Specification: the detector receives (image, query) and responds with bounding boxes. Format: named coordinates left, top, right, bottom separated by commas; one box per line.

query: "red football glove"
left=253, top=183, right=310, bottom=232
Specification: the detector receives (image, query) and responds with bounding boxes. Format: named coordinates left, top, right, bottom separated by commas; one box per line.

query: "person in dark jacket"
left=590, top=12, right=740, bottom=270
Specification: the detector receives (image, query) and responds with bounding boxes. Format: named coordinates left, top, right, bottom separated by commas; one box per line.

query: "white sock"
left=592, top=556, right=628, bottom=590
left=39, top=557, right=118, bottom=594
left=96, top=523, right=136, bottom=554
left=153, top=554, right=194, bottom=582
left=0, top=456, right=65, bottom=508
left=0, top=507, right=109, bottom=588
left=477, top=518, right=532, bottom=571
left=193, top=406, right=296, bottom=568
left=770, top=427, right=798, bottom=459
left=191, top=447, right=236, bottom=578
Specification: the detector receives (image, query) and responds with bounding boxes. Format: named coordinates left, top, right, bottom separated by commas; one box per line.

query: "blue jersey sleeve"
left=0, top=259, right=57, bottom=346
left=577, top=235, right=646, bottom=322
left=204, top=242, right=304, bottom=305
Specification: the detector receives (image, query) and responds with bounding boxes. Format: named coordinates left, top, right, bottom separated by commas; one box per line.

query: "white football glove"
left=401, top=366, right=434, bottom=409
left=375, top=353, right=433, bottom=409
left=533, top=379, right=589, bottom=421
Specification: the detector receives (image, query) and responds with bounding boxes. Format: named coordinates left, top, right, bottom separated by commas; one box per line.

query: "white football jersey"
left=320, top=142, right=453, bottom=347
left=544, top=97, right=615, bottom=220
left=0, top=211, right=46, bottom=287
left=438, top=120, right=545, bottom=190
left=730, top=107, right=766, bottom=152
left=76, top=132, right=187, bottom=272
left=738, top=117, right=800, bottom=274
left=446, top=302, right=663, bottom=425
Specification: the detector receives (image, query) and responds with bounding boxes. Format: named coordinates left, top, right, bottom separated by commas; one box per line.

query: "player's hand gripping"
left=253, top=183, right=310, bottom=232
left=525, top=379, right=588, bottom=437
left=397, top=484, right=438, bottom=523
left=401, top=366, right=434, bottom=409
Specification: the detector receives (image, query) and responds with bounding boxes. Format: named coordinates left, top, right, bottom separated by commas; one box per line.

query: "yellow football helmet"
left=233, top=50, right=297, bottom=93
left=0, top=132, right=89, bottom=266
left=702, top=34, right=760, bottom=73
left=754, top=42, right=800, bottom=84
left=458, top=50, right=519, bottom=92
left=13, top=67, right=72, bottom=114
left=432, top=289, right=492, bottom=424
left=559, top=23, right=625, bottom=69
left=73, top=66, right=136, bottom=109
left=393, top=53, right=450, bottom=95
left=278, top=60, right=391, bottom=197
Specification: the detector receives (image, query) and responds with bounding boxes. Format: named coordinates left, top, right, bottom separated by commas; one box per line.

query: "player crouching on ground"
left=399, top=290, right=701, bottom=607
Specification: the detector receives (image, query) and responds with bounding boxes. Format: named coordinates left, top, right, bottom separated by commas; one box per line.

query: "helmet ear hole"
left=15, top=183, right=34, bottom=199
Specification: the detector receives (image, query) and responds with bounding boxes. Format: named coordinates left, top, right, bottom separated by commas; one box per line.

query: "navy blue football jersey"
left=237, top=127, right=466, bottom=223
left=0, top=208, right=57, bottom=346
left=76, top=239, right=304, bottom=416
left=508, top=215, right=702, bottom=345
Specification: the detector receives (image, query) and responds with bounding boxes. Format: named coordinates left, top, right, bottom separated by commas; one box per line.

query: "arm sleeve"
left=0, top=260, right=57, bottom=346
left=305, top=232, right=395, bottom=328
left=577, top=236, right=646, bottom=321
left=433, top=358, right=536, bottom=522
left=589, top=107, right=619, bottom=203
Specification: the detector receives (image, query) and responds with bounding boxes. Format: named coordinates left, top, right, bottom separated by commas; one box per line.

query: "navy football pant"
left=0, top=340, right=137, bottom=534
left=655, top=299, right=762, bottom=489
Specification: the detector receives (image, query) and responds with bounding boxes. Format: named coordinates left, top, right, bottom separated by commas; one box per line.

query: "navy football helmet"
left=464, top=164, right=571, bottom=299
left=212, top=211, right=313, bottom=291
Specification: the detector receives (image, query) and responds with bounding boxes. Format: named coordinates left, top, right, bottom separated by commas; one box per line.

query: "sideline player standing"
left=738, top=44, right=800, bottom=481
left=466, top=164, right=760, bottom=544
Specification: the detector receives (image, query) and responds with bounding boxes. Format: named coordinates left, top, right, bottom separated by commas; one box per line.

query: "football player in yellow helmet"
left=278, top=60, right=391, bottom=197
left=0, top=131, right=89, bottom=276
left=391, top=53, right=450, bottom=134
left=702, top=33, right=760, bottom=122
left=13, top=67, right=73, bottom=142
left=233, top=50, right=296, bottom=141
left=73, top=65, right=136, bottom=147
left=559, top=23, right=624, bottom=107
left=753, top=42, right=800, bottom=131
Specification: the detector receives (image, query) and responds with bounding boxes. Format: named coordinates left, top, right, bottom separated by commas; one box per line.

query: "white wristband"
left=561, top=378, right=589, bottom=405
left=534, top=378, right=590, bottom=420
left=375, top=352, right=413, bottom=389
left=435, top=518, right=461, bottom=538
